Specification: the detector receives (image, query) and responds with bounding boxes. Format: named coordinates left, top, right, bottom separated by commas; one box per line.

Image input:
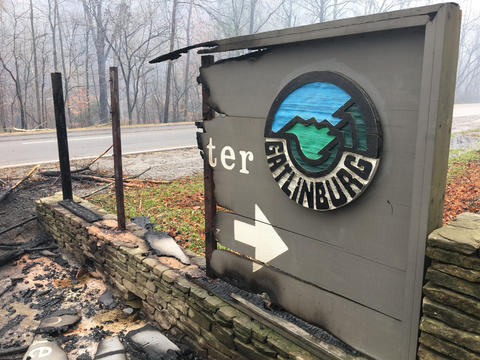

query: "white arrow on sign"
left=234, top=204, right=288, bottom=272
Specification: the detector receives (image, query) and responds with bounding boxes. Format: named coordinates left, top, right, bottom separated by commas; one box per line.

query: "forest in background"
left=0, top=0, right=479, bottom=130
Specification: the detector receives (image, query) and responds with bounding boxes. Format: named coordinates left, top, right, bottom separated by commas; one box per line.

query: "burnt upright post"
left=109, top=67, right=126, bottom=230
left=51, top=72, right=72, bottom=200
left=201, top=55, right=216, bottom=277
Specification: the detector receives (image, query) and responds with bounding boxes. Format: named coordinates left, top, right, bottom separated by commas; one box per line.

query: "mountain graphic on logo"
left=277, top=116, right=339, bottom=162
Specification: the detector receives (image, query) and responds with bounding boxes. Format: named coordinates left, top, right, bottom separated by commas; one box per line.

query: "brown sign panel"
left=198, top=4, right=460, bottom=360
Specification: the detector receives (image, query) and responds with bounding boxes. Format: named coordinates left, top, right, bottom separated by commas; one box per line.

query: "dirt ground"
left=0, top=148, right=203, bottom=359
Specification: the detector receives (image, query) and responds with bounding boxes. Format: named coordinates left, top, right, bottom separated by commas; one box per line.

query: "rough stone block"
left=419, top=331, right=480, bottom=360
left=167, top=303, right=182, bottom=319
left=233, top=338, right=273, bottom=360
left=199, top=294, right=227, bottom=314
left=426, top=268, right=480, bottom=299
left=420, top=317, right=480, bottom=353
left=266, top=333, right=293, bottom=358
left=251, top=320, right=271, bottom=343
left=170, top=296, right=189, bottom=316
left=455, top=212, right=480, bottom=222
left=154, top=309, right=175, bottom=331
left=153, top=263, right=170, bottom=277
left=127, top=264, right=137, bottom=276
left=432, top=263, right=480, bottom=283
left=417, top=344, right=450, bottom=360
left=143, top=301, right=156, bottom=316
left=174, top=277, right=192, bottom=294
left=189, top=284, right=209, bottom=302
left=188, top=307, right=212, bottom=331
left=123, top=278, right=141, bottom=298
left=142, top=288, right=155, bottom=301
left=172, top=286, right=186, bottom=300
left=251, top=338, right=277, bottom=357
left=113, top=257, right=128, bottom=271
left=136, top=262, right=148, bottom=273
left=426, top=246, right=480, bottom=271
left=215, top=305, right=243, bottom=328
left=153, top=279, right=173, bottom=294
left=202, top=327, right=243, bottom=357
left=182, top=335, right=208, bottom=358
left=178, top=314, right=202, bottom=336
left=423, top=282, right=480, bottom=318
left=212, top=323, right=235, bottom=349
left=233, top=315, right=253, bottom=342
left=112, top=264, right=130, bottom=281
left=136, top=272, right=148, bottom=287
left=119, top=246, right=144, bottom=259
left=154, top=289, right=172, bottom=309
left=423, top=297, right=480, bottom=334
left=207, top=346, right=238, bottom=360
left=111, top=278, right=128, bottom=295
left=146, top=281, right=156, bottom=293
left=143, top=257, right=159, bottom=271
left=162, top=270, right=180, bottom=284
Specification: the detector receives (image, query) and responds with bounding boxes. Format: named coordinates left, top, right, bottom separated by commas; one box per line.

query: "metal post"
left=201, top=55, right=216, bottom=277
left=51, top=73, right=72, bottom=200
left=109, top=67, right=126, bottom=230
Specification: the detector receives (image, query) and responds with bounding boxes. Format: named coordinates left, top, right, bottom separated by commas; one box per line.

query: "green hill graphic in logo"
left=264, top=72, right=382, bottom=211
left=282, top=117, right=336, bottom=161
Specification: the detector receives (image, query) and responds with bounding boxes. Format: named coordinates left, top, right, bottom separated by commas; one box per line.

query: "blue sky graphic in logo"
left=272, top=82, right=351, bottom=132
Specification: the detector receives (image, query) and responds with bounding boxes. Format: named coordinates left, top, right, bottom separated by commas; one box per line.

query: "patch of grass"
left=448, top=148, right=462, bottom=157
left=89, top=174, right=206, bottom=255
left=457, top=127, right=480, bottom=136
left=447, top=149, right=480, bottom=183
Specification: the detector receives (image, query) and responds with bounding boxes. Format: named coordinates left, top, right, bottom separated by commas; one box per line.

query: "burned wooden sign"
left=151, top=3, right=460, bottom=360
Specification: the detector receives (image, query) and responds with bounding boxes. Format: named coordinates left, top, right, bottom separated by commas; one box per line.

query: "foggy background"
left=0, top=0, right=478, bottom=130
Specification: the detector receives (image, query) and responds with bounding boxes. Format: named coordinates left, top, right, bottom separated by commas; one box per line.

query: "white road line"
left=22, top=135, right=112, bottom=145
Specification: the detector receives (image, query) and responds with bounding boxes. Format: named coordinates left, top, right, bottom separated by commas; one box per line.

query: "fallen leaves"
left=443, top=154, right=480, bottom=224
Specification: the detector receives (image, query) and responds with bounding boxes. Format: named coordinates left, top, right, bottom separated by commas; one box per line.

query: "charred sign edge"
left=148, top=4, right=446, bottom=64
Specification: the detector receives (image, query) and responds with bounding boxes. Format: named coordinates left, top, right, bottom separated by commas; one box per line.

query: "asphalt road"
left=452, top=103, right=480, bottom=133
left=0, top=124, right=197, bottom=168
left=1, top=103, right=479, bottom=169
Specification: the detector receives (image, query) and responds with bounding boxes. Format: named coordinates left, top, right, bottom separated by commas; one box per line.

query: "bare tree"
left=163, top=0, right=178, bottom=123
left=29, top=0, right=43, bottom=127
left=182, top=0, right=194, bottom=121
left=0, top=2, right=26, bottom=129
left=47, top=0, right=58, bottom=71
left=82, top=0, right=109, bottom=124
left=107, top=0, right=166, bottom=124
left=359, top=0, right=414, bottom=15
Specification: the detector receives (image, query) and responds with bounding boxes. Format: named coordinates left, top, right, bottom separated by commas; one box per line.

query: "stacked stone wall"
left=418, top=213, right=480, bottom=360
left=36, top=194, right=339, bottom=360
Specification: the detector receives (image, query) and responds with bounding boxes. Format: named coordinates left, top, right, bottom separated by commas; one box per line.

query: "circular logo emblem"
left=264, top=71, right=381, bottom=211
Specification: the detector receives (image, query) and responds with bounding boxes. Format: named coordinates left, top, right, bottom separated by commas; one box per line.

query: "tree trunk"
left=29, top=0, right=43, bottom=128
left=55, top=0, right=71, bottom=125
left=48, top=0, right=58, bottom=71
left=163, top=0, right=178, bottom=123
left=85, top=14, right=91, bottom=126
left=182, top=0, right=194, bottom=121
left=0, top=81, right=6, bottom=131
left=249, top=0, right=256, bottom=34
left=85, top=0, right=109, bottom=125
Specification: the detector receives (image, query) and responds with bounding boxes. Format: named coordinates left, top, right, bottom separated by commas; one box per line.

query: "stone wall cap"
left=428, top=225, right=480, bottom=255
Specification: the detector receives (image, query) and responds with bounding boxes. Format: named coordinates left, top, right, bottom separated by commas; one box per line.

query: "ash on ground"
left=0, top=154, right=202, bottom=359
